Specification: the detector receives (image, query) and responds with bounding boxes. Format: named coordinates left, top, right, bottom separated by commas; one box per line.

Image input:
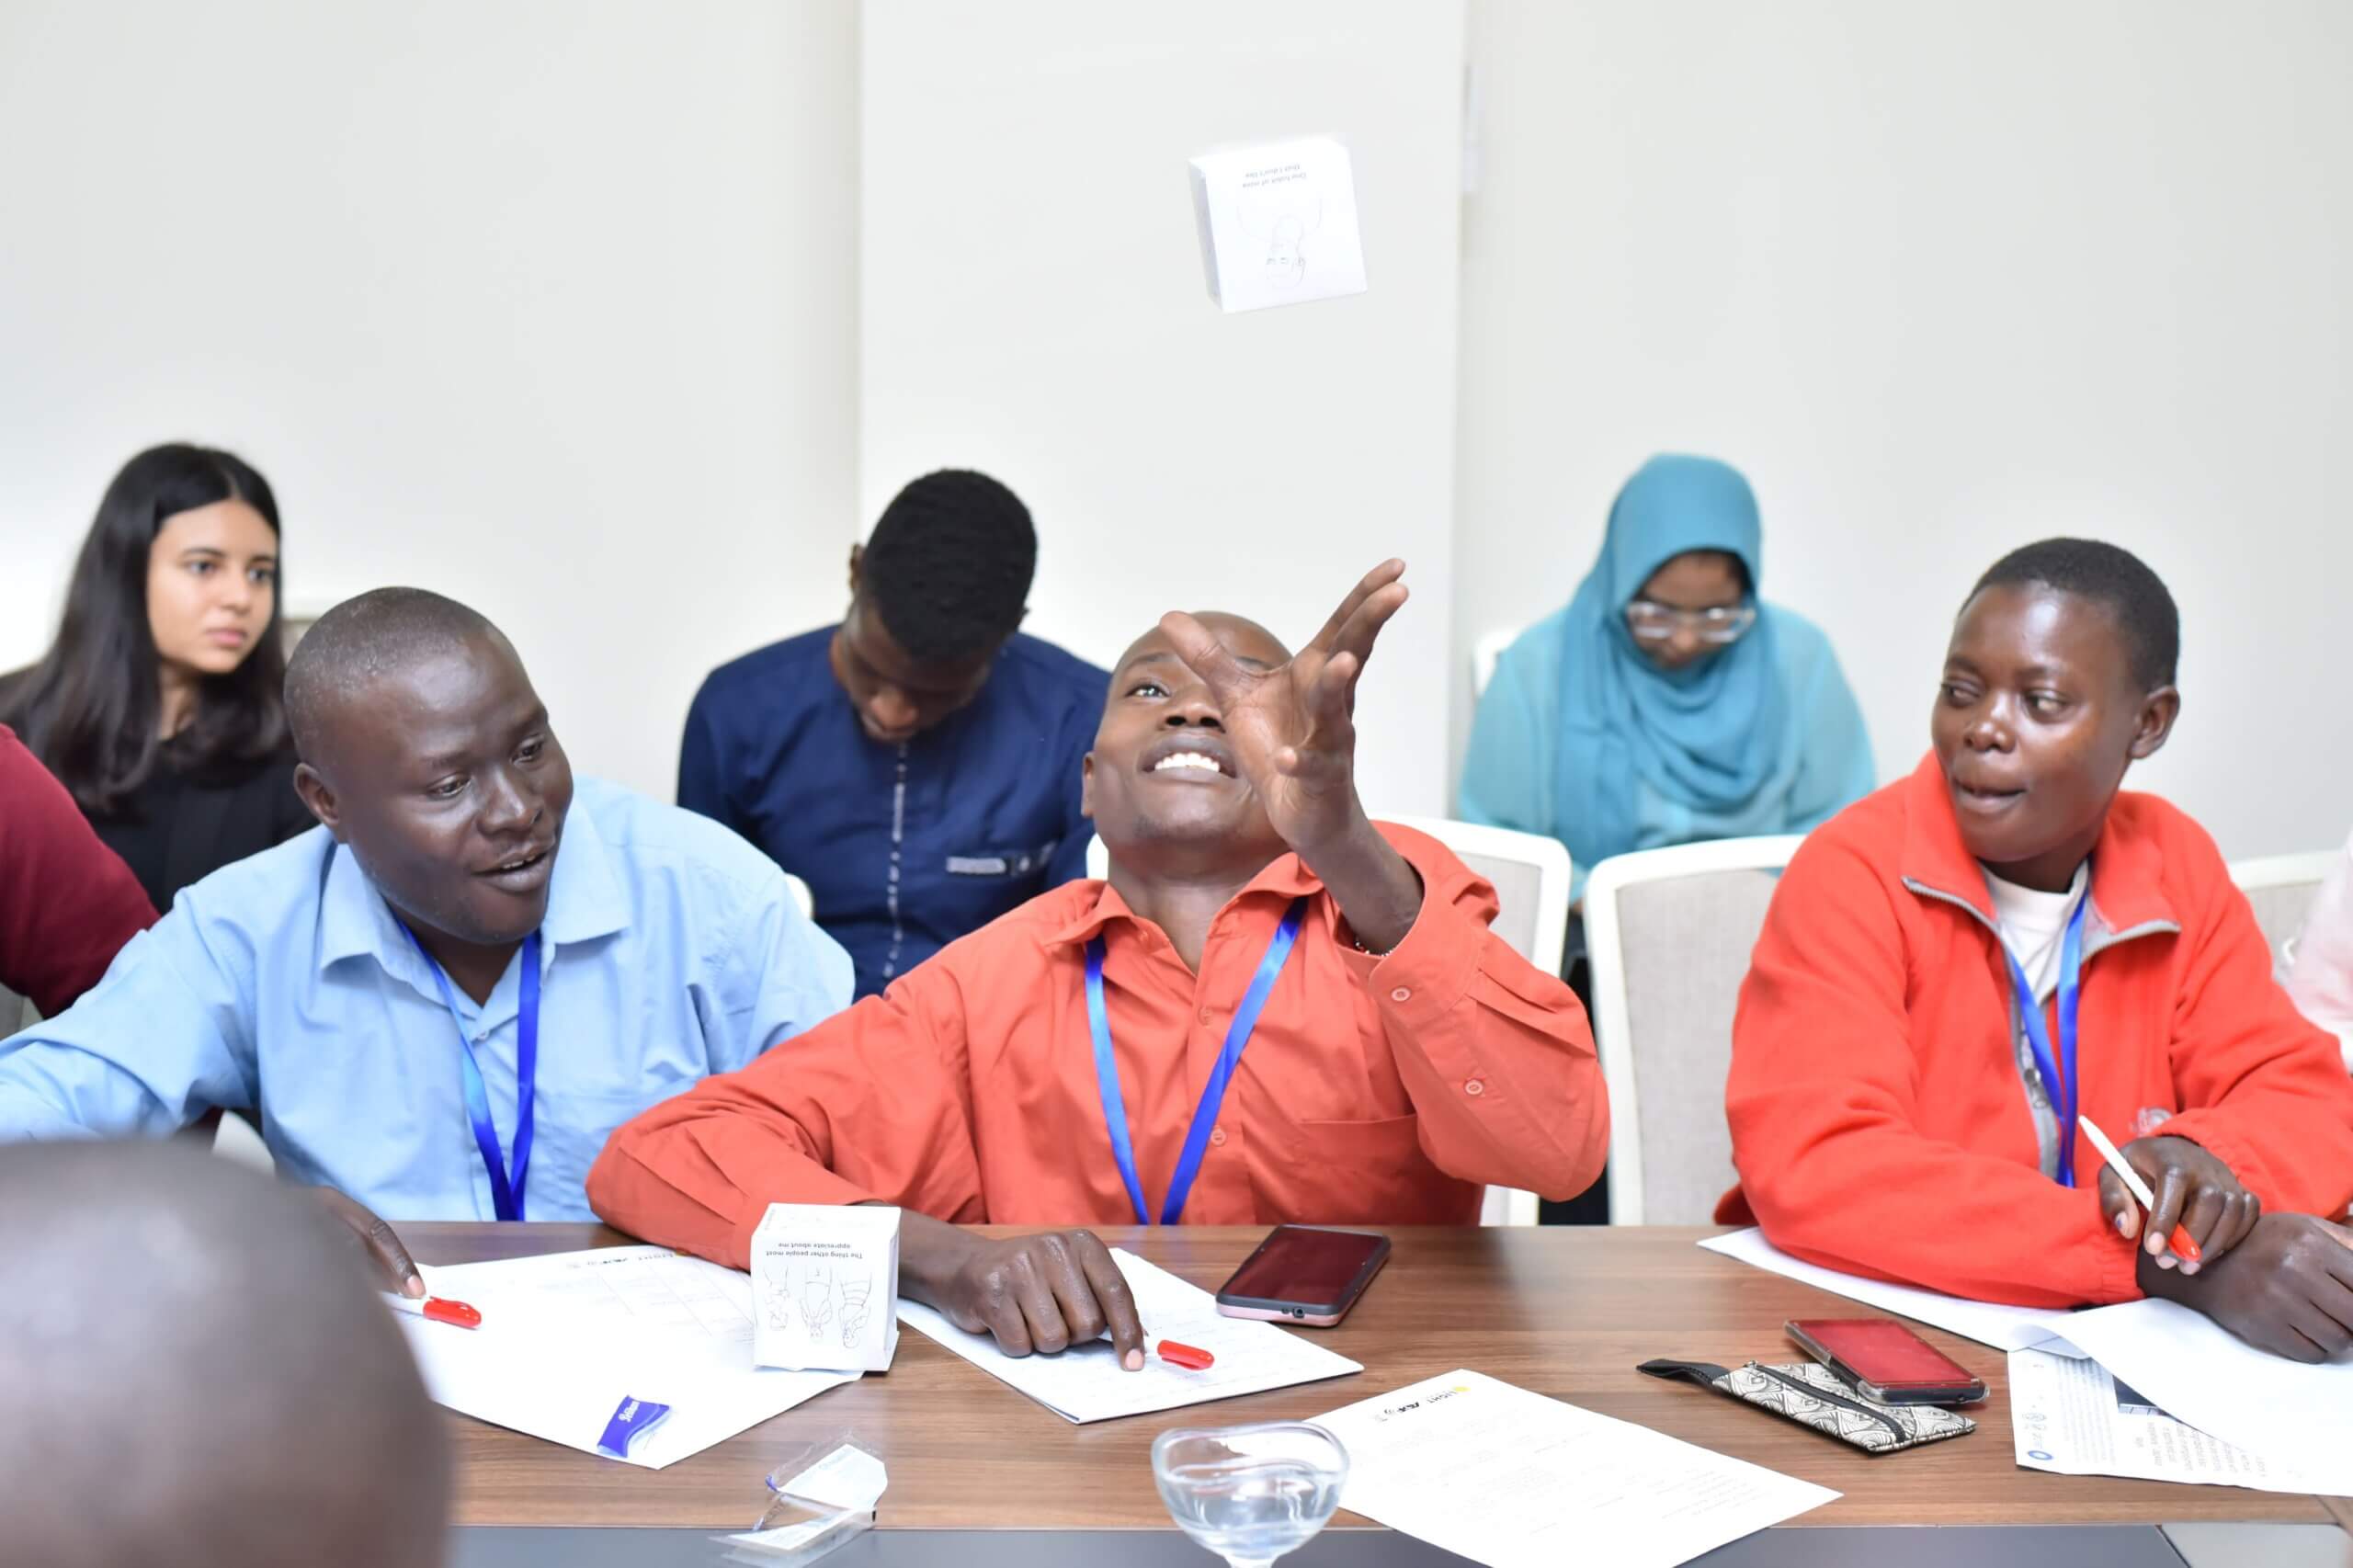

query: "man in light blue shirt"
left=0, top=587, right=852, bottom=1290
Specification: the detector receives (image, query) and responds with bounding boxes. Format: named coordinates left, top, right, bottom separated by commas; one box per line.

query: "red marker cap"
left=423, top=1296, right=483, bottom=1329
left=388, top=1292, right=483, bottom=1330
left=1156, top=1339, right=1215, bottom=1371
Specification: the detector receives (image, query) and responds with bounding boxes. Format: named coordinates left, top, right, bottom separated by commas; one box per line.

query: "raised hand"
left=1156, top=561, right=1408, bottom=860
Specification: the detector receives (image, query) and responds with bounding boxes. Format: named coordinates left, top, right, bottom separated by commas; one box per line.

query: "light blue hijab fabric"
left=1552, top=455, right=1789, bottom=874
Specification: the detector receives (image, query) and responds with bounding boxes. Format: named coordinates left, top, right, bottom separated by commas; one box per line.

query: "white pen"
left=2077, top=1113, right=2204, bottom=1265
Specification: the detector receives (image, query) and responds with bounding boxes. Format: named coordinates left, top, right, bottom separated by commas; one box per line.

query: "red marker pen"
left=384, top=1293, right=483, bottom=1330
left=1155, top=1339, right=1215, bottom=1371
left=2079, top=1114, right=2204, bottom=1266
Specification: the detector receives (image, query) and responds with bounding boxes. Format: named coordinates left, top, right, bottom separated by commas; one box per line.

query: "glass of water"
left=1151, top=1420, right=1349, bottom=1568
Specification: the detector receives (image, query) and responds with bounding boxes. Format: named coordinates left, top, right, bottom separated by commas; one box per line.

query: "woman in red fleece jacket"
left=1722, top=539, right=2353, bottom=1362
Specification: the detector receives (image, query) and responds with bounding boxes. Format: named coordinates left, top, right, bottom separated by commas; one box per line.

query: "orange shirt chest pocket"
left=1225, top=993, right=1456, bottom=1225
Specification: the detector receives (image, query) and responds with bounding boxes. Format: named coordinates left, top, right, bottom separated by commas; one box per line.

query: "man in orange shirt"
left=592, top=562, right=1608, bottom=1364
left=1722, top=539, right=2353, bottom=1361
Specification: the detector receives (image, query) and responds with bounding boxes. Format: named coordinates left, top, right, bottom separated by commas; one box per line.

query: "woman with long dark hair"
left=1, top=444, right=313, bottom=910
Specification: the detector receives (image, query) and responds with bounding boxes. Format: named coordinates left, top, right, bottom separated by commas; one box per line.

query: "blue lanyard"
left=403, top=925, right=540, bottom=1222
left=2005, top=892, right=2088, bottom=1188
left=1085, top=898, right=1307, bottom=1226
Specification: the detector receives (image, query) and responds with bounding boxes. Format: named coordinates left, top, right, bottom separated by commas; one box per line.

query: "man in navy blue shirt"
left=679, top=471, right=1109, bottom=997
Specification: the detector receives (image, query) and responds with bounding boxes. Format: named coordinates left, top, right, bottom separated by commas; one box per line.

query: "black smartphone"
left=1214, top=1225, right=1391, bottom=1326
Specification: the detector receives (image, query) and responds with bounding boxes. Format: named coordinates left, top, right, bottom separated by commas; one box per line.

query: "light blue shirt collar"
left=315, top=803, right=633, bottom=981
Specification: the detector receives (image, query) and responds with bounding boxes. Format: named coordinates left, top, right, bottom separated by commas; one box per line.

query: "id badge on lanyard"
left=2006, top=892, right=2088, bottom=1188
left=1085, top=898, right=1308, bottom=1226
left=404, top=925, right=541, bottom=1221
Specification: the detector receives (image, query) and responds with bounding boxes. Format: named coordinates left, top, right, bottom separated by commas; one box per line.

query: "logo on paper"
left=1370, top=1383, right=1472, bottom=1424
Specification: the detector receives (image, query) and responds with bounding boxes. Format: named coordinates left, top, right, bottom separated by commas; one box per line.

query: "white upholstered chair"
left=2226, top=850, right=2337, bottom=983
left=1582, top=835, right=1802, bottom=1224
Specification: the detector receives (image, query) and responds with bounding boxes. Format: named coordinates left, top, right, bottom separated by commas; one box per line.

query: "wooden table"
left=414, top=1222, right=2349, bottom=1533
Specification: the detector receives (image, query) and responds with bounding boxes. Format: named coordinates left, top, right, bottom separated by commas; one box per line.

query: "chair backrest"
left=1471, top=625, right=1521, bottom=699
left=1583, top=835, right=1802, bottom=1225
left=1380, top=816, right=1571, bottom=979
left=2227, top=849, right=2339, bottom=983
left=1383, top=815, right=1572, bottom=1226
left=783, top=872, right=815, bottom=922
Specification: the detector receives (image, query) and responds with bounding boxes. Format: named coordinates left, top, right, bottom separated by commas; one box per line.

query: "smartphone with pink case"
left=1213, top=1225, right=1391, bottom=1326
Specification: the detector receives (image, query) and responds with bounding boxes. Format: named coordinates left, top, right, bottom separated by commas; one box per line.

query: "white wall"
left=859, top=0, right=1468, bottom=816
left=13, top=3, right=2347, bottom=853
left=1453, top=1, right=2353, bottom=857
left=0, top=0, right=859, bottom=801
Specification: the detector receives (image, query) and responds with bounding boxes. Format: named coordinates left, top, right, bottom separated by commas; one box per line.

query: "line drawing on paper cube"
left=800, top=1262, right=835, bottom=1336
left=838, top=1275, right=874, bottom=1348
left=758, top=1255, right=795, bottom=1333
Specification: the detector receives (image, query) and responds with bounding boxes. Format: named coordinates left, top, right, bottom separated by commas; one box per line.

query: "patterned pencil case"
left=1636, top=1358, right=1976, bottom=1454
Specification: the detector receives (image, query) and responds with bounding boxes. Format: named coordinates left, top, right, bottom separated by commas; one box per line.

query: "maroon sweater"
left=0, top=725, right=157, bottom=1017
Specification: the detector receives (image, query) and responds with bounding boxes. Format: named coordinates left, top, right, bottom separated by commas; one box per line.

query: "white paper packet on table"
left=895, top=1247, right=1358, bottom=1423
left=1311, top=1369, right=1837, bottom=1568
left=722, top=1439, right=888, bottom=1563
left=393, top=1248, right=856, bottom=1469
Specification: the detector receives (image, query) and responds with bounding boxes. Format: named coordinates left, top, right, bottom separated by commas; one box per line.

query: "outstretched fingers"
left=1305, top=561, right=1406, bottom=657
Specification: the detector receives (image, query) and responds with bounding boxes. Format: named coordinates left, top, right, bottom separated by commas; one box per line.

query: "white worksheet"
left=2007, top=1347, right=2329, bottom=1494
left=894, top=1248, right=1359, bottom=1424
left=1699, top=1229, right=2086, bottom=1353
left=395, top=1246, right=857, bottom=1469
left=1311, top=1369, right=1838, bottom=1568
left=2046, top=1297, right=2353, bottom=1492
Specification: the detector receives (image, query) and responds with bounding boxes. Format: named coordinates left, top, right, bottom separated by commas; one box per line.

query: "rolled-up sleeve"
left=589, top=959, right=984, bottom=1268
left=1353, top=830, right=1608, bottom=1202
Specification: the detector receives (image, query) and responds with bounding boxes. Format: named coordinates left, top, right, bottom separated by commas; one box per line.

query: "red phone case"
left=1786, top=1319, right=1985, bottom=1404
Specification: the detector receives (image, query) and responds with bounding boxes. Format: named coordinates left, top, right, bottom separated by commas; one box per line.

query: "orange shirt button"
left=1210, top=1126, right=1227, bottom=1146
left=1390, top=986, right=1411, bottom=1003
left=1464, top=1078, right=1485, bottom=1096
left=1199, top=1007, right=1214, bottom=1026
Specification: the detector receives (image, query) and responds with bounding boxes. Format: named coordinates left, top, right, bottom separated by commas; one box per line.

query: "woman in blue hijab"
left=1462, top=454, right=1874, bottom=906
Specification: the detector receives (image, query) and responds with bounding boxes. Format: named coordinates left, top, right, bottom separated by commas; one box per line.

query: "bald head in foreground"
left=0, top=1142, right=447, bottom=1568
left=590, top=562, right=1609, bottom=1366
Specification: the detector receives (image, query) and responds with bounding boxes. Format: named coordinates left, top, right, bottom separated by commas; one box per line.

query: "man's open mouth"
left=479, top=844, right=554, bottom=879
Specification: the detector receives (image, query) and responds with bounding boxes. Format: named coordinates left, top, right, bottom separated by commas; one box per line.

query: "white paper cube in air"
left=1188, top=136, right=1368, bottom=313
left=752, top=1204, right=900, bottom=1373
